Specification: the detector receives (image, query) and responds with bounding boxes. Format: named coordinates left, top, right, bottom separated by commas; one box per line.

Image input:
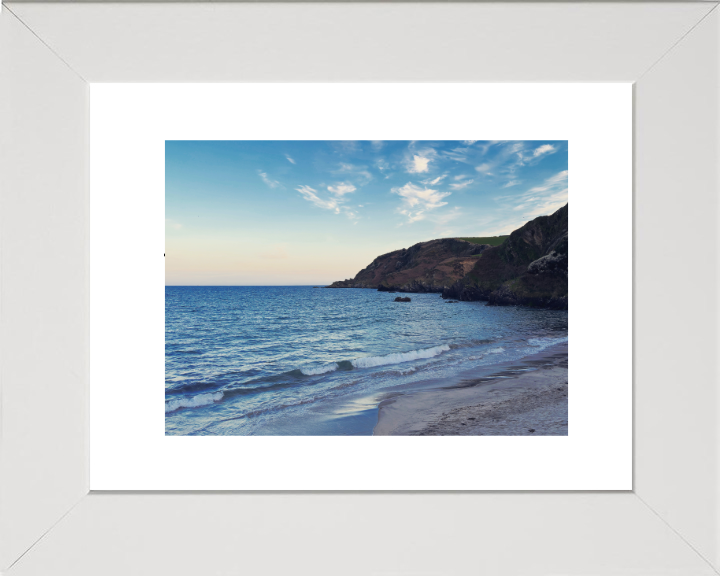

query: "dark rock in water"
left=445, top=300, right=459, bottom=304
left=528, top=429, right=536, bottom=433
left=394, top=296, right=411, bottom=303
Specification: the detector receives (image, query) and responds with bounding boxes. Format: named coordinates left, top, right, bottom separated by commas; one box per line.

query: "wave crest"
left=351, top=345, right=450, bottom=369
left=301, top=363, right=339, bottom=376
left=165, top=392, right=223, bottom=413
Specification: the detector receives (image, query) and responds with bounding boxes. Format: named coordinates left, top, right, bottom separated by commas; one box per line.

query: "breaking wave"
left=165, top=392, right=223, bottom=413
left=301, top=363, right=339, bottom=376
left=351, top=344, right=451, bottom=369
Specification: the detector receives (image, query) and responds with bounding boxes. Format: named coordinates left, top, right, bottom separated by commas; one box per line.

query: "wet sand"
left=373, top=342, right=568, bottom=436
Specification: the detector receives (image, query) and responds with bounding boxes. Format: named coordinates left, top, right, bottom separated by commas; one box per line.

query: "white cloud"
left=475, top=163, right=493, bottom=175
left=296, top=184, right=360, bottom=219
left=392, top=182, right=451, bottom=223
left=462, top=140, right=477, bottom=145
left=450, top=179, right=474, bottom=190
left=503, top=180, right=521, bottom=188
left=296, top=185, right=341, bottom=214
left=532, top=144, right=556, bottom=158
left=258, top=170, right=281, bottom=189
left=407, top=154, right=431, bottom=173
left=529, top=170, right=568, bottom=193
left=422, top=174, right=447, bottom=186
left=328, top=183, right=356, bottom=196
left=285, top=155, right=296, bottom=164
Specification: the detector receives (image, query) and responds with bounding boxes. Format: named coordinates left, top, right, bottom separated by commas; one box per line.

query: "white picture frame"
left=1, top=2, right=718, bottom=574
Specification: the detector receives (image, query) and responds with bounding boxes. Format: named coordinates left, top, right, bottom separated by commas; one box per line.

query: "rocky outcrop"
left=394, top=296, right=412, bottom=302
left=442, top=204, right=568, bottom=309
left=327, top=238, right=491, bottom=293
left=327, top=204, right=568, bottom=310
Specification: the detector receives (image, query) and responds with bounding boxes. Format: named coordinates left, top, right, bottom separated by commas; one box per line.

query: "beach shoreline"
left=373, top=342, right=568, bottom=436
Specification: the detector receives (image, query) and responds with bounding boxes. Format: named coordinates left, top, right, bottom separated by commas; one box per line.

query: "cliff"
left=327, top=238, right=491, bottom=293
left=328, top=204, right=568, bottom=309
left=442, top=204, right=568, bottom=309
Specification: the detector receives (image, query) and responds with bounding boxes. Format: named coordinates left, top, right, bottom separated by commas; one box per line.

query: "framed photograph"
left=88, top=82, right=630, bottom=492
left=1, top=2, right=718, bottom=575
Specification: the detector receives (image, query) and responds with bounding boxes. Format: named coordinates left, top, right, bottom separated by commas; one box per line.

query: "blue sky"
left=166, top=140, right=568, bottom=286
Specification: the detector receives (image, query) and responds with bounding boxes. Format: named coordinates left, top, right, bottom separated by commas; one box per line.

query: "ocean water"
left=165, top=286, right=568, bottom=435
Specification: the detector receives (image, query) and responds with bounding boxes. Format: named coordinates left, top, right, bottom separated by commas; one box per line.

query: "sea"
left=165, top=286, right=568, bottom=435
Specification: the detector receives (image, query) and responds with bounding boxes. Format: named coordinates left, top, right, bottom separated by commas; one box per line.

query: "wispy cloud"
left=422, top=174, right=447, bottom=186
left=165, top=218, right=182, bottom=230
left=529, top=170, right=567, bottom=193
left=296, top=183, right=359, bottom=219
left=442, top=146, right=470, bottom=163
left=333, top=141, right=361, bottom=154
left=285, top=155, right=296, bottom=165
left=392, top=182, right=451, bottom=223
left=462, top=140, right=477, bottom=145
left=450, top=176, right=474, bottom=190
left=450, top=180, right=474, bottom=191
left=296, top=185, right=341, bottom=214
left=520, top=189, right=568, bottom=219
left=532, top=144, right=556, bottom=159
left=258, top=170, right=282, bottom=189
left=503, top=180, right=521, bottom=188
left=475, top=163, right=493, bottom=175
left=336, top=162, right=373, bottom=185
left=495, top=170, right=568, bottom=223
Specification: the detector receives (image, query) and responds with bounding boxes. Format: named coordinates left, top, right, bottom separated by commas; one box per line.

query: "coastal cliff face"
left=328, top=204, right=568, bottom=309
left=442, top=204, right=568, bottom=309
left=327, top=238, right=491, bottom=293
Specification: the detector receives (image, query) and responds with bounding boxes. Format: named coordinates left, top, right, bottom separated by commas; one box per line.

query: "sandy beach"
left=373, top=342, right=568, bottom=436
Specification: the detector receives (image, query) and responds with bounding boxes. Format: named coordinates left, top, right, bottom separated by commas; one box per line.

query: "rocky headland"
left=328, top=204, right=568, bottom=310
left=327, top=237, right=491, bottom=293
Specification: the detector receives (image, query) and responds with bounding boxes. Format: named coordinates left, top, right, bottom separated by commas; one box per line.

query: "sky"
left=166, top=140, right=568, bottom=286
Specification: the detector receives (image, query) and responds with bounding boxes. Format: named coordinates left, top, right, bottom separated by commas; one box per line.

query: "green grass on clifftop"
left=457, top=235, right=509, bottom=246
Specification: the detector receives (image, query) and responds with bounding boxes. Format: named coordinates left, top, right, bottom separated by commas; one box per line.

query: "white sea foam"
left=528, top=336, right=568, bottom=348
left=301, top=363, right=339, bottom=376
left=352, top=345, right=450, bottom=369
left=488, top=347, right=505, bottom=354
left=165, top=391, right=223, bottom=413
